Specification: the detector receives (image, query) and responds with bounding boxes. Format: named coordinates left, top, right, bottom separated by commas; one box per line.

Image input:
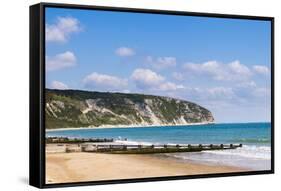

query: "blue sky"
left=45, top=7, right=271, bottom=123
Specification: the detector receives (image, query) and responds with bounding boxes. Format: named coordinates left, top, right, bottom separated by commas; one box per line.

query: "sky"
left=45, top=7, right=272, bottom=123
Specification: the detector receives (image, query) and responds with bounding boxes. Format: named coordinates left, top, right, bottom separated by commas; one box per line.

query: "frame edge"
left=33, top=2, right=275, bottom=188
left=29, top=3, right=44, bottom=188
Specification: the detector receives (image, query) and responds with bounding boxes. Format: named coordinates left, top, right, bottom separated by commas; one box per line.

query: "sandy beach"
left=46, top=152, right=247, bottom=184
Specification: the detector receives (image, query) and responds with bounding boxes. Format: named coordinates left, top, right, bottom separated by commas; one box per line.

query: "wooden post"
left=220, top=144, right=224, bottom=148
left=65, top=146, right=71, bottom=153
left=81, top=145, right=86, bottom=152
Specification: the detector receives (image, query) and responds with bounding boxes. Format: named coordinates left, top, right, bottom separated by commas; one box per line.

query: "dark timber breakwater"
left=81, top=143, right=242, bottom=154
left=46, top=137, right=242, bottom=154
left=46, top=136, right=115, bottom=144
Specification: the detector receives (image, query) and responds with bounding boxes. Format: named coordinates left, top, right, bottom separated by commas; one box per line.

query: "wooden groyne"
left=46, top=136, right=114, bottom=144
left=80, top=143, right=242, bottom=154
left=46, top=137, right=242, bottom=154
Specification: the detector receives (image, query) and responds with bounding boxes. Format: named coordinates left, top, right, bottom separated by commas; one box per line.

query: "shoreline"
left=45, top=121, right=271, bottom=132
left=46, top=122, right=214, bottom=132
left=46, top=152, right=248, bottom=184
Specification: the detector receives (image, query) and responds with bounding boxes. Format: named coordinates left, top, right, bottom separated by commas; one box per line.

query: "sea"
left=46, top=122, right=271, bottom=171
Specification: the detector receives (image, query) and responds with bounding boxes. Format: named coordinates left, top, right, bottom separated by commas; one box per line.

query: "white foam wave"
left=165, top=145, right=271, bottom=170
left=114, top=139, right=153, bottom=146
left=203, top=145, right=271, bottom=160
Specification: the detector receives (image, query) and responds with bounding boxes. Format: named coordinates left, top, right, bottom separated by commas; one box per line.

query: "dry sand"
left=46, top=152, right=246, bottom=184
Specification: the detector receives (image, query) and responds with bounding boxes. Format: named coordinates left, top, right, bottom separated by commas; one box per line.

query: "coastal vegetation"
left=45, top=89, right=214, bottom=129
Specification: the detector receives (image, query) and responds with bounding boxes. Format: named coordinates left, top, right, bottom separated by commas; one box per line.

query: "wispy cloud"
left=146, top=56, right=177, bottom=69
left=115, top=47, right=135, bottom=57
left=83, top=72, right=128, bottom=91
left=173, top=84, right=269, bottom=109
left=46, top=51, right=77, bottom=71
left=50, top=81, right=69, bottom=90
left=235, top=81, right=257, bottom=88
left=206, top=87, right=235, bottom=100
left=252, top=65, right=270, bottom=76
left=46, top=17, right=82, bottom=43
left=172, top=72, right=185, bottom=81
left=183, top=60, right=252, bottom=82
left=158, top=82, right=185, bottom=91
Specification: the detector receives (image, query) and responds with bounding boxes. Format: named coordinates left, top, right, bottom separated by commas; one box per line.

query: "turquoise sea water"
left=46, top=122, right=271, bottom=170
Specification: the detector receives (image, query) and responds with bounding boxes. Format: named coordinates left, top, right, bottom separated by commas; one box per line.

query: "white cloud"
left=207, top=87, right=235, bottom=100
left=46, top=51, right=76, bottom=71
left=183, top=61, right=225, bottom=80
left=83, top=72, right=128, bottom=91
left=121, top=89, right=131, bottom=93
left=131, top=68, right=184, bottom=91
left=228, top=60, right=252, bottom=77
left=115, top=47, right=135, bottom=57
left=176, top=83, right=268, bottom=105
left=146, top=56, right=176, bottom=69
left=233, top=80, right=269, bottom=98
left=158, top=82, right=185, bottom=91
left=183, top=60, right=252, bottom=81
left=131, top=68, right=164, bottom=89
left=253, top=65, right=270, bottom=75
left=46, top=17, right=81, bottom=42
left=171, top=86, right=237, bottom=106
left=50, top=81, right=69, bottom=90
left=236, top=81, right=257, bottom=88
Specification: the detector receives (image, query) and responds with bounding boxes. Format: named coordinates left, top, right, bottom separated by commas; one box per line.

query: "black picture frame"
left=30, top=2, right=275, bottom=189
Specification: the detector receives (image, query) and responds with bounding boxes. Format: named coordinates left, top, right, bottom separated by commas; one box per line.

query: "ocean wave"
left=167, top=145, right=271, bottom=160
left=114, top=139, right=192, bottom=146
left=114, top=139, right=153, bottom=146
left=165, top=145, right=271, bottom=170
left=202, top=145, right=271, bottom=160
